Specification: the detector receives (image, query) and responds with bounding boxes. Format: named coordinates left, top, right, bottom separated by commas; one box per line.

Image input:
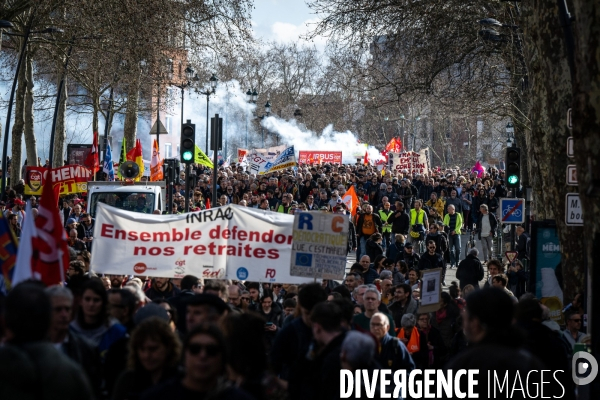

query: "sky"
left=251, top=0, right=326, bottom=50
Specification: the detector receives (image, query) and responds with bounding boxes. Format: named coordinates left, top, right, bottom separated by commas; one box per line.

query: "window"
left=165, top=143, right=172, bottom=158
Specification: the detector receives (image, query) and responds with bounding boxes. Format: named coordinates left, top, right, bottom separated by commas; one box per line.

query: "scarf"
left=397, top=327, right=420, bottom=353
left=436, top=308, right=447, bottom=325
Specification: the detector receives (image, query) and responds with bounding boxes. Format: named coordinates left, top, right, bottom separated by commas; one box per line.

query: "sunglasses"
left=241, top=297, right=250, bottom=302
left=273, top=284, right=283, bottom=288
left=187, top=343, right=220, bottom=357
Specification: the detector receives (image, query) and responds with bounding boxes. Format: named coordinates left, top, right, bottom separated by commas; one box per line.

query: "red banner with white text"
left=298, top=151, right=342, bottom=165
left=24, top=165, right=93, bottom=196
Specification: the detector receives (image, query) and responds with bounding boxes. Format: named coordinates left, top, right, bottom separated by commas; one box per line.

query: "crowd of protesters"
left=0, top=161, right=588, bottom=399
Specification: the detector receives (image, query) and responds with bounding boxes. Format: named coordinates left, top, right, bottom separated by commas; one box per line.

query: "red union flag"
left=298, top=151, right=342, bottom=165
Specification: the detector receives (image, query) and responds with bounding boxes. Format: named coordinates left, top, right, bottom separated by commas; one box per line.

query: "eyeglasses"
left=273, top=284, right=283, bottom=288
left=428, top=246, right=436, bottom=249
left=187, top=343, right=220, bottom=357
left=241, top=297, right=250, bottom=302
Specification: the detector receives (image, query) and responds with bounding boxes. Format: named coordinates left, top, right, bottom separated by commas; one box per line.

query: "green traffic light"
left=182, top=151, right=193, bottom=161
left=507, top=175, right=519, bottom=185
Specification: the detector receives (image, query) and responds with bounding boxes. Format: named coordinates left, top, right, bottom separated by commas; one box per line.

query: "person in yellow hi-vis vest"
left=378, top=201, right=394, bottom=252
left=408, top=200, right=429, bottom=251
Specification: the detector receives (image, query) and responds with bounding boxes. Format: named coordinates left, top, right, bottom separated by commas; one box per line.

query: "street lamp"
left=1, top=24, right=63, bottom=196
left=245, top=88, right=258, bottom=148
left=198, top=74, right=218, bottom=153
left=175, top=66, right=199, bottom=127
left=506, top=122, right=515, bottom=147
left=257, top=100, right=272, bottom=148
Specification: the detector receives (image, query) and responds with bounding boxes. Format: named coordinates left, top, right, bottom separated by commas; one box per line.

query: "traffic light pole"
left=184, top=163, right=191, bottom=213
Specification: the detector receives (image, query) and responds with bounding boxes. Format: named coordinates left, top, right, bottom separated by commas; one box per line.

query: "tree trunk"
left=24, top=49, right=37, bottom=169
left=123, top=75, right=140, bottom=152
left=10, top=45, right=26, bottom=185
left=52, top=75, right=67, bottom=168
left=92, top=94, right=99, bottom=134
left=522, top=0, right=584, bottom=303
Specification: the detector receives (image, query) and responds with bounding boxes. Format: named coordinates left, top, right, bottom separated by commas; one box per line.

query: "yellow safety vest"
left=410, top=209, right=425, bottom=225
left=379, top=210, right=393, bottom=233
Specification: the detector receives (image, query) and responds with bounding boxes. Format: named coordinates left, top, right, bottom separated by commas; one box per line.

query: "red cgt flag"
left=84, top=131, right=100, bottom=174
left=364, top=151, right=370, bottom=165
left=31, top=168, right=70, bottom=285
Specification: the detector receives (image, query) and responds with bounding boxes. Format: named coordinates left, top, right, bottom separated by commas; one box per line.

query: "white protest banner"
left=389, top=148, right=430, bottom=175
left=91, top=203, right=315, bottom=284
left=248, top=154, right=273, bottom=175
left=248, top=145, right=287, bottom=161
left=265, top=146, right=297, bottom=173
left=290, top=211, right=348, bottom=280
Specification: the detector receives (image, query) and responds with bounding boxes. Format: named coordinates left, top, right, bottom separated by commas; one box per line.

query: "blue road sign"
left=500, top=198, right=526, bottom=224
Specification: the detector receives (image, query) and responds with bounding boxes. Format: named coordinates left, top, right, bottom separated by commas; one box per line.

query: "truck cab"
left=87, top=181, right=166, bottom=218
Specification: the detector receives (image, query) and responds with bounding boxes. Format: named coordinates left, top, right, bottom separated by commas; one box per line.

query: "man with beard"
left=145, top=277, right=181, bottom=300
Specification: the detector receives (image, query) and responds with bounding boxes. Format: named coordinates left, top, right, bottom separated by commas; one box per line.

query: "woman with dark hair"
left=372, top=255, right=387, bottom=275
left=142, top=324, right=253, bottom=400
left=70, top=278, right=127, bottom=362
left=112, top=318, right=181, bottom=400
left=365, top=233, right=384, bottom=261
left=255, top=291, right=283, bottom=352
left=153, top=298, right=178, bottom=334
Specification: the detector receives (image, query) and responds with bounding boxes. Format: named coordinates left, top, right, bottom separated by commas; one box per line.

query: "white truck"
left=86, top=181, right=167, bottom=218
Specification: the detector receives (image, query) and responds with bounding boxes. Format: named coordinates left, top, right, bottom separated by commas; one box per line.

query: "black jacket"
left=418, top=251, right=445, bottom=271
left=347, top=220, right=357, bottom=252
left=356, top=213, right=382, bottom=237
left=397, top=251, right=420, bottom=271
left=366, top=239, right=383, bottom=261
left=145, top=282, right=181, bottom=301
left=456, top=254, right=484, bottom=289
left=475, top=212, right=498, bottom=240
left=390, top=209, right=410, bottom=235
left=425, top=232, right=448, bottom=255
left=311, top=331, right=347, bottom=400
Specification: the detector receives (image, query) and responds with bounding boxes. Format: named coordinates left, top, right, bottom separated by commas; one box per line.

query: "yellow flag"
left=195, top=145, right=214, bottom=169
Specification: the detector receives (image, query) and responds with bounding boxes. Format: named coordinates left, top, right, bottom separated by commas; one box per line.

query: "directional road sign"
left=500, top=198, right=525, bottom=224
left=566, top=193, right=583, bottom=226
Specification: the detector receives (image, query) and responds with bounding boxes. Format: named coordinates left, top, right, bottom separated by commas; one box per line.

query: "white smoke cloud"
left=261, top=116, right=383, bottom=164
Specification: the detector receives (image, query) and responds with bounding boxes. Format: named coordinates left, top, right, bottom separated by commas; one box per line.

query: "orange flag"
left=342, top=185, right=360, bottom=216
left=364, top=151, right=370, bottom=165
left=150, top=139, right=163, bottom=181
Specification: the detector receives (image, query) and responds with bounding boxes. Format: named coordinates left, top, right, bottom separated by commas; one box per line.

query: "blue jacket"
left=376, top=334, right=416, bottom=372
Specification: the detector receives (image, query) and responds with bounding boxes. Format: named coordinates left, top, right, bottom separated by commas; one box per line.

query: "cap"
left=73, top=199, right=83, bottom=205
left=133, top=303, right=170, bottom=325
left=404, top=242, right=413, bottom=248
left=14, top=199, right=25, bottom=206
left=67, top=218, right=77, bottom=225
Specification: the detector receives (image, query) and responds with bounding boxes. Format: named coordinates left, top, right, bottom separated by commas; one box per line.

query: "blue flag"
left=103, top=142, right=115, bottom=181
left=0, top=212, right=19, bottom=291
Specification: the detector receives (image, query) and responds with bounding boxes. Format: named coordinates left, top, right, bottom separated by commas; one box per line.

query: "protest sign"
left=237, top=148, right=248, bottom=164
left=91, top=203, right=315, bottom=284
left=266, top=146, right=297, bottom=173
left=298, top=151, right=342, bottom=165
left=248, top=145, right=287, bottom=161
left=389, top=148, right=430, bottom=175
left=290, top=212, right=348, bottom=280
left=25, top=165, right=93, bottom=196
